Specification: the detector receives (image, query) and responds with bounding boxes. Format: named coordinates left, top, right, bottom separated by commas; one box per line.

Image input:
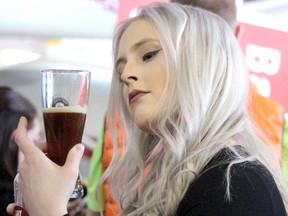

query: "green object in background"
left=282, top=113, right=288, bottom=184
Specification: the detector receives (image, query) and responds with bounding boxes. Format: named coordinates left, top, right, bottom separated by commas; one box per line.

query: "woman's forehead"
left=117, top=19, right=158, bottom=52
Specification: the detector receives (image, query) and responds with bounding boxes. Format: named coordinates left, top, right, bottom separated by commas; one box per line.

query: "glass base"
left=70, top=176, right=84, bottom=199
left=70, top=184, right=84, bottom=199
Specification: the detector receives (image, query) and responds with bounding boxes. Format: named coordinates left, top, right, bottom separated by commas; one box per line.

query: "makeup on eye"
left=116, top=47, right=162, bottom=81
left=142, top=49, right=162, bottom=61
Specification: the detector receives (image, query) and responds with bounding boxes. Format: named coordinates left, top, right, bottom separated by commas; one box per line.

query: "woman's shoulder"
left=177, top=147, right=286, bottom=216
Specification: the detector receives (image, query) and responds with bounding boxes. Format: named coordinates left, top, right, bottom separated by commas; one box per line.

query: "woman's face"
left=116, top=19, right=167, bottom=131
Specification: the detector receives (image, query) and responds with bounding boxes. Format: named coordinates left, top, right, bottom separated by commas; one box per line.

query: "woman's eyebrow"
left=131, top=38, right=159, bottom=51
left=116, top=38, right=159, bottom=69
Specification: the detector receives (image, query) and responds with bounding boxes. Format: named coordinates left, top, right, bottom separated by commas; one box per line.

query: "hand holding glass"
left=41, top=69, right=90, bottom=198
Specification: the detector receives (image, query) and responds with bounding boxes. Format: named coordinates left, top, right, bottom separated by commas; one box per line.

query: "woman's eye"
left=142, top=49, right=162, bottom=61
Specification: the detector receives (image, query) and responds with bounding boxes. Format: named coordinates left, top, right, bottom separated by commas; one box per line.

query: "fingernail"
left=76, top=144, right=85, bottom=154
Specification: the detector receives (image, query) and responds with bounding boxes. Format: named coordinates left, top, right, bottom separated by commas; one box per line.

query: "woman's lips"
left=129, top=90, right=149, bottom=104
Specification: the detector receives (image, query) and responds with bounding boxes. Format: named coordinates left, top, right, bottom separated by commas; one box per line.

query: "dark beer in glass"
left=41, top=69, right=90, bottom=198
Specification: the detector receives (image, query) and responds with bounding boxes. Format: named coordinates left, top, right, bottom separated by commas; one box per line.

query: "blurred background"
left=0, top=0, right=287, bottom=181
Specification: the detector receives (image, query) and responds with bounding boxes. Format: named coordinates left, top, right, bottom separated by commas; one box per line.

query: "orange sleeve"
left=248, top=86, right=284, bottom=163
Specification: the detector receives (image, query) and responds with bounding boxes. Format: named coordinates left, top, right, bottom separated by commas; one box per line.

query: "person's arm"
left=11, top=117, right=84, bottom=216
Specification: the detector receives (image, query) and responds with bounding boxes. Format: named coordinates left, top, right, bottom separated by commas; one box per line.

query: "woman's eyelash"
left=116, top=48, right=162, bottom=82
left=142, top=49, right=162, bottom=61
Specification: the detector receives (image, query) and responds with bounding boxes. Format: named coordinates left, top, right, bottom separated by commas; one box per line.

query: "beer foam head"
left=43, top=105, right=87, bottom=113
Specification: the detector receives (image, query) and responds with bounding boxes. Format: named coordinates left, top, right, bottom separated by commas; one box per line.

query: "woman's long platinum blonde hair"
left=102, top=2, right=288, bottom=215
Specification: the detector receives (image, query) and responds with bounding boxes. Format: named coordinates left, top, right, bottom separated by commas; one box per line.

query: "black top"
left=177, top=148, right=286, bottom=216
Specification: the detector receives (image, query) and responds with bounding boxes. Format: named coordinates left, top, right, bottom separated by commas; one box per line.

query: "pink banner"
left=238, top=22, right=288, bottom=111
left=117, top=0, right=169, bottom=23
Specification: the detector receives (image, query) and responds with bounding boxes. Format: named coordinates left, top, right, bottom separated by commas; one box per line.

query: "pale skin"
left=7, top=117, right=84, bottom=216
left=18, top=117, right=42, bottom=165
left=17, top=118, right=83, bottom=214
left=117, top=19, right=167, bottom=131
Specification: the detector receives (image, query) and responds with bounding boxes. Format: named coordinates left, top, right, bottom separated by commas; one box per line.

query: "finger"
left=15, top=117, right=39, bottom=156
left=36, top=142, right=47, bottom=152
left=64, top=144, right=85, bottom=173
left=6, top=203, right=16, bottom=215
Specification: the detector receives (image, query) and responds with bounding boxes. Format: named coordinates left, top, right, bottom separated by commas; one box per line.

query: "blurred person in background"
left=0, top=86, right=41, bottom=216
left=86, top=0, right=286, bottom=215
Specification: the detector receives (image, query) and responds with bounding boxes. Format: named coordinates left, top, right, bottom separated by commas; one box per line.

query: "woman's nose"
left=121, top=64, right=139, bottom=83
left=124, top=74, right=138, bottom=82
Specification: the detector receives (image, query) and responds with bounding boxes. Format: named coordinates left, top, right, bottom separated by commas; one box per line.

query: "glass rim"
left=41, top=69, right=91, bottom=74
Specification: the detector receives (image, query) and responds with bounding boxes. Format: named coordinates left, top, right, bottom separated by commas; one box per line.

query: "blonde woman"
left=8, top=3, right=288, bottom=216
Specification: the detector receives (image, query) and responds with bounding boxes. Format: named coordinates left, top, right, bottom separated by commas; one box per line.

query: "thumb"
left=64, top=144, right=85, bottom=173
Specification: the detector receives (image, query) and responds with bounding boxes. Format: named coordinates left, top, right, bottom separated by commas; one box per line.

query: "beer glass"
left=41, top=69, right=91, bottom=199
